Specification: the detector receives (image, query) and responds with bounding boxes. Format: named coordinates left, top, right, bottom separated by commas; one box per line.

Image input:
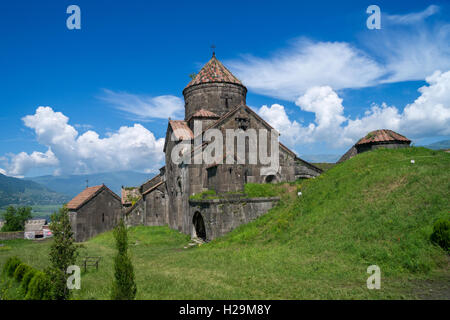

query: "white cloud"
left=228, top=6, right=450, bottom=100
left=258, top=70, right=450, bottom=149
left=5, top=149, right=59, bottom=177
left=229, top=39, right=384, bottom=101
left=2, top=107, right=165, bottom=176
left=99, top=89, right=184, bottom=120
left=258, top=104, right=303, bottom=145
left=366, top=23, right=450, bottom=83
left=401, top=70, right=450, bottom=136
left=384, top=5, right=439, bottom=25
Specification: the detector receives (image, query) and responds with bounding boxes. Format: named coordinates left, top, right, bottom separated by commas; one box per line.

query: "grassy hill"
left=0, top=174, right=70, bottom=208
left=1, top=147, right=448, bottom=299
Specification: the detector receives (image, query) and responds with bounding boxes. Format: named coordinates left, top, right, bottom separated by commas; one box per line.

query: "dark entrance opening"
left=265, top=175, right=276, bottom=183
left=193, top=211, right=206, bottom=240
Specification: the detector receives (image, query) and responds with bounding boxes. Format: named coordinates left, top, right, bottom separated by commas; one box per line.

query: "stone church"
left=123, top=53, right=322, bottom=241
left=67, top=54, right=322, bottom=242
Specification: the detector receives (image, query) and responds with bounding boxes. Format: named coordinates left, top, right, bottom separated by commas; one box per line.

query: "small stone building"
left=338, top=129, right=411, bottom=163
left=67, top=184, right=122, bottom=242
left=24, top=219, right=47, bottom=239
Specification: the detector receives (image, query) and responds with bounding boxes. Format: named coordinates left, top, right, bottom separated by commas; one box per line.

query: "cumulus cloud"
left=99, top=89, right=184, bottom=120
left=258, top=70, right=450, bottom=149
left=2, top=107, right=165, bottom=176
left=228, top=6, right=449, bottom=100
left=5, top=149, right=59, bottom=177
left=258, top=104, right=303, bottom=145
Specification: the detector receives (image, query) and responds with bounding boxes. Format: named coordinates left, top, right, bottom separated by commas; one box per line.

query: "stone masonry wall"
left=69, top=189, right=122, bottom=242
left=189, top=197, right=280, bottom=241
left=0, top=231, right=24, bottom=240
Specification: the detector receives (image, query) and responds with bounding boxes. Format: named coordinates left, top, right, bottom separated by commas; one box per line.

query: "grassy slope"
left=1, top=147, right=449, bottom=299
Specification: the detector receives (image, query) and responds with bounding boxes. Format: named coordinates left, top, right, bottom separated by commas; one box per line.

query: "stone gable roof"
left=356, top=129, right=411, bottom=145
left=169, top=120, right=194, bottom=140
left=184, top=54, right=243, bottom=90
left=66, top=184, right=120, bottom=210
left=142, top=181, right=165, bottom=196
left=201, top=103, right=275, bottom=135
left=187, top=109, right=220, bottom=122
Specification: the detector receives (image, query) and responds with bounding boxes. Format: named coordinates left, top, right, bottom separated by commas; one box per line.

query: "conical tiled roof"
left=185, top=54, right=243, bottom=89
left=356, top=129, right=411, bottom=145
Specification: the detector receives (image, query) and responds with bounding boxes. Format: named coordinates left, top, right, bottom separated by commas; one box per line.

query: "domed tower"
left=183, top=53, right=247, bottom=121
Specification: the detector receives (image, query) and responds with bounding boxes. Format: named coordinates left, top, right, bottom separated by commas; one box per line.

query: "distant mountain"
left=422, top=139, right=450, bottom=150
left=0, top=174, right=70, bottom=207
left=301, top=154, right=340, bottom=163
left=28, top=171, right=154, bottom=198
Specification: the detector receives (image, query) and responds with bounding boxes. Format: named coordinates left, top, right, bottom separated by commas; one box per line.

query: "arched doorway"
left=193, top=211, right=206, bottom=240
left=265, top=175, right=277, bottom=183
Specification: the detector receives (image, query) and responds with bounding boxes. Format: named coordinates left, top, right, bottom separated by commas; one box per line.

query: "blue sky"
left=0, top=0, right=449, bottom=177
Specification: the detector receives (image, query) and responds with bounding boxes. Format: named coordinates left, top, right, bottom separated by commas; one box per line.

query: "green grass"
left=312, top=162, right=336, bottom=171
left=189, top=183, right=283, bottom=201
left=1, top=147, right=449, bottom=299
left=189, top=189, right=218, bottom=200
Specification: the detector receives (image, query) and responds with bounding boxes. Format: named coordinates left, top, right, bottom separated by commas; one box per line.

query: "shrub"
left=13, top=263, right=32, bottom=282
left=47, top=206, right=79, bottom=300
left=2, top=256, right=22, bottom=277
left=20, top=269, right=37, bottom=294
left=1, top=206, right=32, bottom=232
left=430, top=218, right=450, bottom=252
left=25, top=272, right=52, bottom=300
left=111, top=219, right=137, bottom=300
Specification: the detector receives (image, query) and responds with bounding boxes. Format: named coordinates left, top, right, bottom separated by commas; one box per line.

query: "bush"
left=111, top=219, right=137, bottom=300
left=47, top=206, right=79, bottom=300
left=20, top=269, right=37, bottom=294
left=13, top=263, right=32, bottom=282
left=2, top=256, right=22, bottom=277
left=25, top=272, right=52, bottom=300
left=430, top=218, right=450, bottom=252
left=1, top=206, right=32, bottom=232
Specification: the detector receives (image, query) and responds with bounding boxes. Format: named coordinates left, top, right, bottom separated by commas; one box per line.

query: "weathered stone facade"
left=189, top=197, right=279, bottom=241
left=67, top=185, right=122, bottom=242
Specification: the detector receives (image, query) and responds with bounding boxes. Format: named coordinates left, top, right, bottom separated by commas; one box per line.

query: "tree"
left=111, top=219, right=137, bottom=300
left=47, top=206, right=79, bottom=300
left=1, top=206, right=32, bottom=232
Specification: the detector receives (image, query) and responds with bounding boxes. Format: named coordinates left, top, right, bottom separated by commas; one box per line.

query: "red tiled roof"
left=66, top=185, right=104, bottom=210
left=169, top=120, right=194, bottom=140
left=184, top=54, right=243, bottom=90
left=121, top=187, right=140, bottom=205
left=192, top=109, right=219, bottom=118
left=356, top=129, right=411, bottom=145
